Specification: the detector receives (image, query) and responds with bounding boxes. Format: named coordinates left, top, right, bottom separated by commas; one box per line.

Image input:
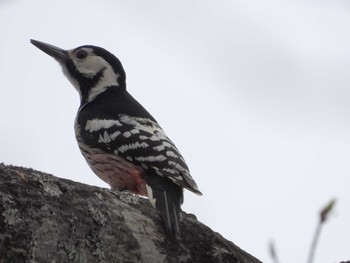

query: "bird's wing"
left=81, top=114, right=202, bottom=195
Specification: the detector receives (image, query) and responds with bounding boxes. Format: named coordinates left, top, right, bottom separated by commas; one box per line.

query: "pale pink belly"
left=78, top=141, right=147, bottom=196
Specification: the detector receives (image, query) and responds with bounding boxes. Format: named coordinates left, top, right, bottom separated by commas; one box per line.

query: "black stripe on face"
left=66, top=59, right=106, bottom=104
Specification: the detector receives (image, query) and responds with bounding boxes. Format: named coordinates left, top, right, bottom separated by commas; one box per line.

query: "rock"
left=0, top=163, right=261, bottom=263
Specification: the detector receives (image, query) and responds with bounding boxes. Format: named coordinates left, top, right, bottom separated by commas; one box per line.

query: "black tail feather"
left=143, top=173, right=183, bottom=239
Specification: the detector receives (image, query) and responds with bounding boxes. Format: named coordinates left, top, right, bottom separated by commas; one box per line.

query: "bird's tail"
left=143, top=173, right=183, bottom=240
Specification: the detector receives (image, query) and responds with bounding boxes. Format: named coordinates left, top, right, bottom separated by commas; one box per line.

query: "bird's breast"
left=74, top=120, right=147, bottom=195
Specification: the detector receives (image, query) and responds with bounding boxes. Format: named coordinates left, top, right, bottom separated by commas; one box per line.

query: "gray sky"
left=1, top=0, right=350, bottom=262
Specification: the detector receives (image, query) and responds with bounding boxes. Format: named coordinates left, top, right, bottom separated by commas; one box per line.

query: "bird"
left=30, top=39, right=202, bottom=239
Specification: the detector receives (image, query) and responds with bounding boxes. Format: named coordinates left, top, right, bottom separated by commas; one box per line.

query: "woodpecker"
left=30, top=39, right=202, bottom=239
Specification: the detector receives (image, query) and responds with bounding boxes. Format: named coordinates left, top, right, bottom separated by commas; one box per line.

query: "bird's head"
left=31, top=39, right=126, bottom=104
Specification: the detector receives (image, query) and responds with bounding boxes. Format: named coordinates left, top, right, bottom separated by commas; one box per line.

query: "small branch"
left=306, top=199, right=336, bottom=263
left=269, top=240, right=280, bottom=263
left=306, top=220, right=322, bottom=263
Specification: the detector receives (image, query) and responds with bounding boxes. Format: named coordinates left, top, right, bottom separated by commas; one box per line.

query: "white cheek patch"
left=62, top=48, right=120, bottom=102
left=75, top=55, right=107, bottom=78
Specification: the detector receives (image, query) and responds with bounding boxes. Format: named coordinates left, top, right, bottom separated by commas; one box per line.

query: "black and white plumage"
left=30, top=39, right=202, bottom=239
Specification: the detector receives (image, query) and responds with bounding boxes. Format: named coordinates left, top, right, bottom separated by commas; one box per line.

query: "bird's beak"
left=30, top=39, right=68, bottom=62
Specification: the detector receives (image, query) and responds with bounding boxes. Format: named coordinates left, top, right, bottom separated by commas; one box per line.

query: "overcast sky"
left=1, top=0, right=350, bottom=262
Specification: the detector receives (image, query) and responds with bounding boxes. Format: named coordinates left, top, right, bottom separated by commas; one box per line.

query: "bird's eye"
left=75, top=50, right=88, bottom=59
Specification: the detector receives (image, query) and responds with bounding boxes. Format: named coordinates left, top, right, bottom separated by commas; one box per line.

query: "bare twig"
left=306, top=199, right=336, bottom=263
left=269, top=240, right=280, bottom=263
